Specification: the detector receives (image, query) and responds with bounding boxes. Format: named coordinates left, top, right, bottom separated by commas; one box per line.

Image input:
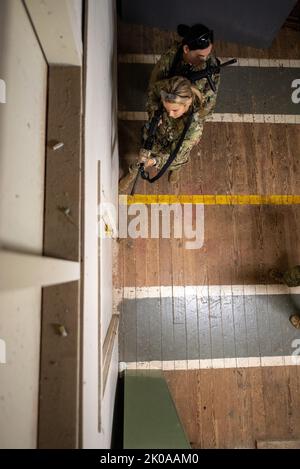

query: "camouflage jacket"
left=142, top=102, right=204, bottom=171
left=147, top=41, right=220, bottom=121
left=283, top=265, right=300, bottom=287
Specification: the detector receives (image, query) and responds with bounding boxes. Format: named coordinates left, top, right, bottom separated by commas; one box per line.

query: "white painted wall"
left=25, top=0, right=83, bottom=65
left=72, top=0, right=83, bottom=40
left=83, top=0, right=119, bottom=449
left=0, top=288, right=42, bottom=448
left=0, top=1, right=47, bottom=254
left=0, top=0, right=47, bottom=448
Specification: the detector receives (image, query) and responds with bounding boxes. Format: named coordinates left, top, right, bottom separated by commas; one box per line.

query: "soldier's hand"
left=138, top=148, right=152, bottom=163
left=144, top=158, right=156, bottom=168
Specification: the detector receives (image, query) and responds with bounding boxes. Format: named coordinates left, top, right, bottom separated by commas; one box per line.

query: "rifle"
left=130, top=107, right=163, bottom=195
left=130, top=163, right=144, bottom=196
left=143, top=106, right=163, bottom=151
left=129, top=58, right=237, bottom=194
left=183, top=58, right=237, bottom=92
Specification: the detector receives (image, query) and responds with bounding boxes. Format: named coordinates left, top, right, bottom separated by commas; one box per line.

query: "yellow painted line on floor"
left=119, top=194, right=300, bottom=205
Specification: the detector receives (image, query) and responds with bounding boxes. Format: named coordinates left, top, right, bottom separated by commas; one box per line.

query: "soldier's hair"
left=177, top=23, right=213, bottom=50
left=160, top=76, right=202, bottom=107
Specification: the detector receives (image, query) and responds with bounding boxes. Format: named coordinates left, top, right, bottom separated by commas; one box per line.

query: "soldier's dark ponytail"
left=177, top=23, right=213, bottom=50
left=177, top=24, right=190, bottom=38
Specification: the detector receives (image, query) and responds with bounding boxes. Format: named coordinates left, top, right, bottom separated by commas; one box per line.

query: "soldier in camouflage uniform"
left=119, top=76, right=204, bottom=191
left=269, top=266, right=300, bottom=328
left=147, top=23, right=220, bottom=122
left=119, top=23, right=219, bottom=192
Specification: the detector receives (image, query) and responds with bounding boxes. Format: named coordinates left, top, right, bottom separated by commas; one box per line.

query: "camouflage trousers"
left=283, top=265, right=300, bottom=287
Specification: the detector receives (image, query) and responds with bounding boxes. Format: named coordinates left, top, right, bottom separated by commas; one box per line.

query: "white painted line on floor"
left=119, top=362, right=127, bottom=372
left=123, top=287, right=136, bottom=299
left=162, top=360, right=175, bottom=370
left=116, top=284, right=300, bottom=301
left=119, top=355, right=300, bottom=371
left=284, top=356, right=297, bottom=366
left=197, top=285, right=209, bottom=298
left=187, top=359, right=200, bottom=370
left=253, top=114, right=265, bottom=123
left=208, top=285, right=222, bottom=297
left=118, top=53, right=162, bottom=64
left=118, top=111, right=300, bottom=124
left=267, top=284, right=290, bottom=295
left=198, top=358, right=213, bottom=369
left=243, top=285, right=257, bottom=295
left=113, top=287, right=123, bottom=315
left=236, top=357, right=250, bottom=368
left=231, top=285, right=244, bottom=296
left=161, top=285, right=172, bottom=297
left=255, top=285, right=268, bottom=295
left=224, top=357, right=238, bottom=368
left=260, top=356, right=285, bottom=367
left=136, top=361, right=150, bottom=370
left=148, top=360, right=162, bottom=369
left=212, top=358, right=225, bottom=369
left=147, top=286, right=161, bottom=298
left=175, top=360, right=188, bottom=370
left=118, top=55, right=300, bottom=68
left=248, top=357, right=262, bottom=367
left=172, top=285, right=185, bottom=299
left=136, top=287, right=147, bottom=299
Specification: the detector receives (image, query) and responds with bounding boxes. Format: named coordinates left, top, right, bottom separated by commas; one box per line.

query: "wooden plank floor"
left=164, top=367, right=300, bottom=449
left=115, top=18, right=300, bottom=449
left=118, top=121, right=300, bottom=193
left=116, top=120, right=300, bottom=287
left=116, top=204, right=299, bottom=286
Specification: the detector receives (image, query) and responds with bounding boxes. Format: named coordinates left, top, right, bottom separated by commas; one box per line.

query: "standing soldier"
left=119, top=76, right=204, bottom=191
left=147, top=23, right=220, bottom=121
left=119, top=23, right=220, bottom=192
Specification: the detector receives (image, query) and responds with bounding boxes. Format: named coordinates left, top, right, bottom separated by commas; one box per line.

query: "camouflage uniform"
left=147, top=41, right=220, bottom=121
left=270, top=265, right=300, bottom=287
left=281, top=266, right=300, bottom=329
left=119, top=42, right=216, bottom=190
left=141, top=101, right=203, bottom=171
left=120, top=99, right=203, bottom=192
left=283, top=266, right=300, bottom=287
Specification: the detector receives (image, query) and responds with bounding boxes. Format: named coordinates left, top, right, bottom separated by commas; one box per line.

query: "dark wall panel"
left=119, top=0, right=297, bottom=48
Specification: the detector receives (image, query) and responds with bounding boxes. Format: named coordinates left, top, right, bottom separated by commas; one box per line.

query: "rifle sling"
left=140, top=46, right=209, bottom=184
left=141, top=111, right=194, bottom=183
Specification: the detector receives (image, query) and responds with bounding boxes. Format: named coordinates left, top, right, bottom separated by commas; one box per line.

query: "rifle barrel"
left=130, top=166, right=142, bottom=196
left=219, top=58, right=237, bottom=67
